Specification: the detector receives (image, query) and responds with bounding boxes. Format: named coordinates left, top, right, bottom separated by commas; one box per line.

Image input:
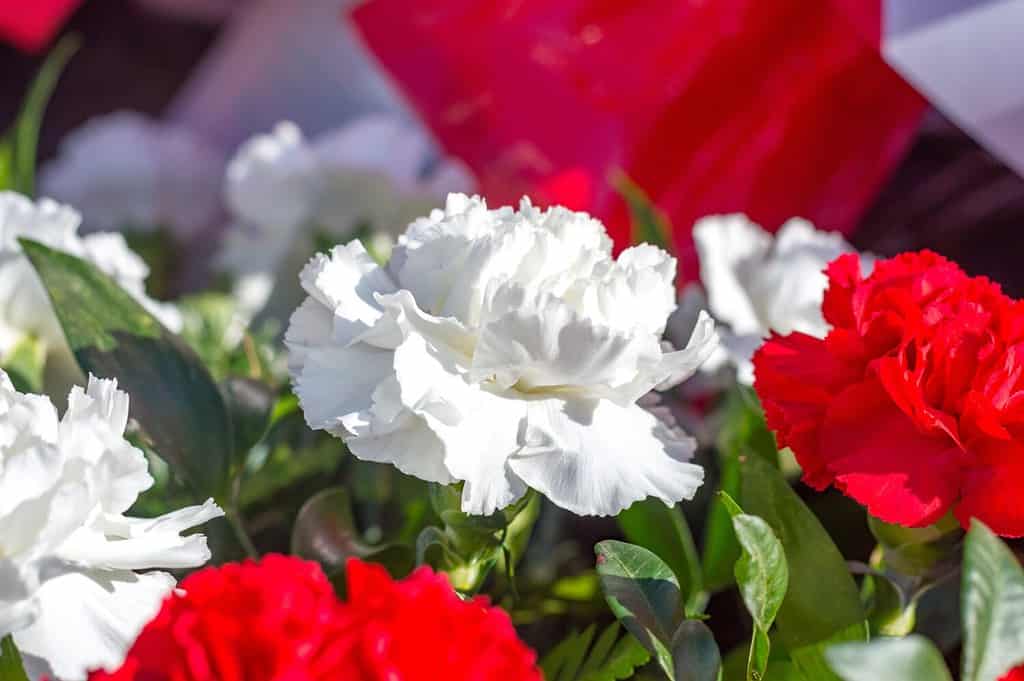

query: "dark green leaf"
left=219, top=377, right=275, bottom=468
left=0, top=636, right=29, bottom=681
left=827, top=636, right=953, bottom=681
left=1, top=335, right=45, bottom=393
left=21, top=239, right=232, bottom=499
left=5, top=36, right=79, bottom=196
left=611, top=170, right=672, bottom=251
left=596, top=540, right=683, bottom=677
left=618, top=498, right=704, bottom=614
left=739, top=457, right=865, bottom=649
left=962, top=520, right=1024, bottom=681
left=672, top=619, right=722, bottom=681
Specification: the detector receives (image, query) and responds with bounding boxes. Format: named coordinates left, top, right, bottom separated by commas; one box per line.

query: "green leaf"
left=541, top=623, right=651, bottom=681
left=611, top=170, right=672, bottom=251
left=0, top=636, right=29, bottom=681
left=618, top=498, right=705, bottom=614
left=219, top=377, right=275, bottom=469
left=720, top=493, right=789, bottom=632
left=962, top=520, right=1024, bottom=681
left=826, top=636, right=953, bottom=681
left=3, top=36, right=79, bottom=195
left=1, top=335, right=45, bottom=393
left=788, top=623, right=867, bottom=681
left=21, top=239, right=232, bottom=499
left=672, top=620, right=722, bottom=681
left=720, top=492, right=789, bottom=681
left=739, top=456, right=865, bottom=650
left=596, top=540, right=683, bottom=678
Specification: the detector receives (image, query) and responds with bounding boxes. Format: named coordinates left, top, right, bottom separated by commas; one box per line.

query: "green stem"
left=226, top=476, right=258, bottom=559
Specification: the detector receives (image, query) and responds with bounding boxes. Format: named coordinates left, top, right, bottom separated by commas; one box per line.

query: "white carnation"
left=687, top=214, right=870, bottom=384
left=287, top=194, right=718, bottom=517
left=0, top=192, right=181, bottom=367
left=39, top=112, right=224, bottom=238
left=218, top=117, right=476, bottom=317
left=0, top=371, right=222, bottom=680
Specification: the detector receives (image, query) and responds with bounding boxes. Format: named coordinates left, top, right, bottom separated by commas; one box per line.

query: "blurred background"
left=3, top=0, right=1023, bottom=295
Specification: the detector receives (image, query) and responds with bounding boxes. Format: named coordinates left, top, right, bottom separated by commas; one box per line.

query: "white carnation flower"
left=0, top=371, right=222, bottom=680
left=39, top=112, right=224, bottom=238
left=687, top=214, right=869, bottom=384
left=218, top=117, right=475, bottom=318
left=0, top=192, right=181, bottom=367
left=287, top=194, right=718, bottom=517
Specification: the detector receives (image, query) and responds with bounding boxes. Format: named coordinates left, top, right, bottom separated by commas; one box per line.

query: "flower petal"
left=13, top=570, right=175, bottom=681
left=693, top=214, right=772, bottom=335
left=509, top=398, right=703, bottom=516
left=822, top=379, right=965, bottom=528
left=956, top=438, right=1024, bottom=537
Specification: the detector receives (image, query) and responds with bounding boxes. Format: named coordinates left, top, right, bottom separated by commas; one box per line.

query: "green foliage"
left=738, top=457, right=865, bottom=650
left=595, top=540, right=721, bottom=680
left=0, top=36, right=78, bottom=195
left=291, top=486, right=414, bottom=578
left=22, top=239, right=233, bottom=500
left=671, top=620, right=722, bottom=681
left=177, top=292, right=281, bottom=384
left=703, top=387, right=778, bottom=592
left=541, top=623, right=651, bottom=681
left=1, top=335, right=45, bottom=393
left=720, top=493, right=788, bottom=681
left=611, top=170, right=672, bottom=252
left=618, top=499, right=705, bottom=615
left=219, top=376, right=275, bottom=470
left=961, top=521, right=1024, bottom=681
left=0, top=636, right=29, bottom=681
left=827, top=636, right=953, bottom=681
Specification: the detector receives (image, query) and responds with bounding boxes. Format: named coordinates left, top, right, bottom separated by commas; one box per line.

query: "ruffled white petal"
left=509, top=397, right=703, bottom=516
left=14, top=570, right=175, bottom=681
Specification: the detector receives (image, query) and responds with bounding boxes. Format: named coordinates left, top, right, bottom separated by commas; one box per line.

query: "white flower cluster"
left=219, top=117, right=476, bottom=317
left=40, top=112, right=224, bottom=238
left=0, top=371, right=221, bottom=681
left=0, top=192, right=181, bottom=365
left=287, top=194, right=719, bottom=517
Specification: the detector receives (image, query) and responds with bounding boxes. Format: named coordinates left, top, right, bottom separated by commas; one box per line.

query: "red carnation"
left=1002, top=668, right=1024, bottom=681
left=754, top=250, right=1024, bottom=536
left=89, top=555, right=541, bottom=681
left=333, top=559, right=542, bottom=681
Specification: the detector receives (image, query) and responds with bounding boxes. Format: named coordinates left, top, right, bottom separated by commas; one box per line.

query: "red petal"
left=0, top=0, right=80, bottom=53
left=822, top=378, right=964, bottom=528
left=956, top=438, right=1024, bottom=537
left=753, top=332, right=860, bottom=488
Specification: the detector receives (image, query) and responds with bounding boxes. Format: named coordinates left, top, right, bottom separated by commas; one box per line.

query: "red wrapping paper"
left=0, top=0, right=81, bottom=53
left=352, top=0, right=927, bottom=279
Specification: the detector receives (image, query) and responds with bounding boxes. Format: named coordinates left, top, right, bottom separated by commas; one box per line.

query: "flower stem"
left=226, top=475, right=258, bottom=559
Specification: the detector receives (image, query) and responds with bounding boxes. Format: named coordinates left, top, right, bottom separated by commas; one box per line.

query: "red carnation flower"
left=89, top=554, right=347, bottom=681
left=89, top=555, right=541, bottom=681
left=332, top=559, right=542, bottom=680
left=754, top=250, right=1024, bottom=536
left=1002, top=667, right=1024, bottom=681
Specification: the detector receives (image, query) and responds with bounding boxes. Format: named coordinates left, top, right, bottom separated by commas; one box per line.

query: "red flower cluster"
left=754, top=250, right=1024, bottom=536
left=89, top=555, right=541, bottom=681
